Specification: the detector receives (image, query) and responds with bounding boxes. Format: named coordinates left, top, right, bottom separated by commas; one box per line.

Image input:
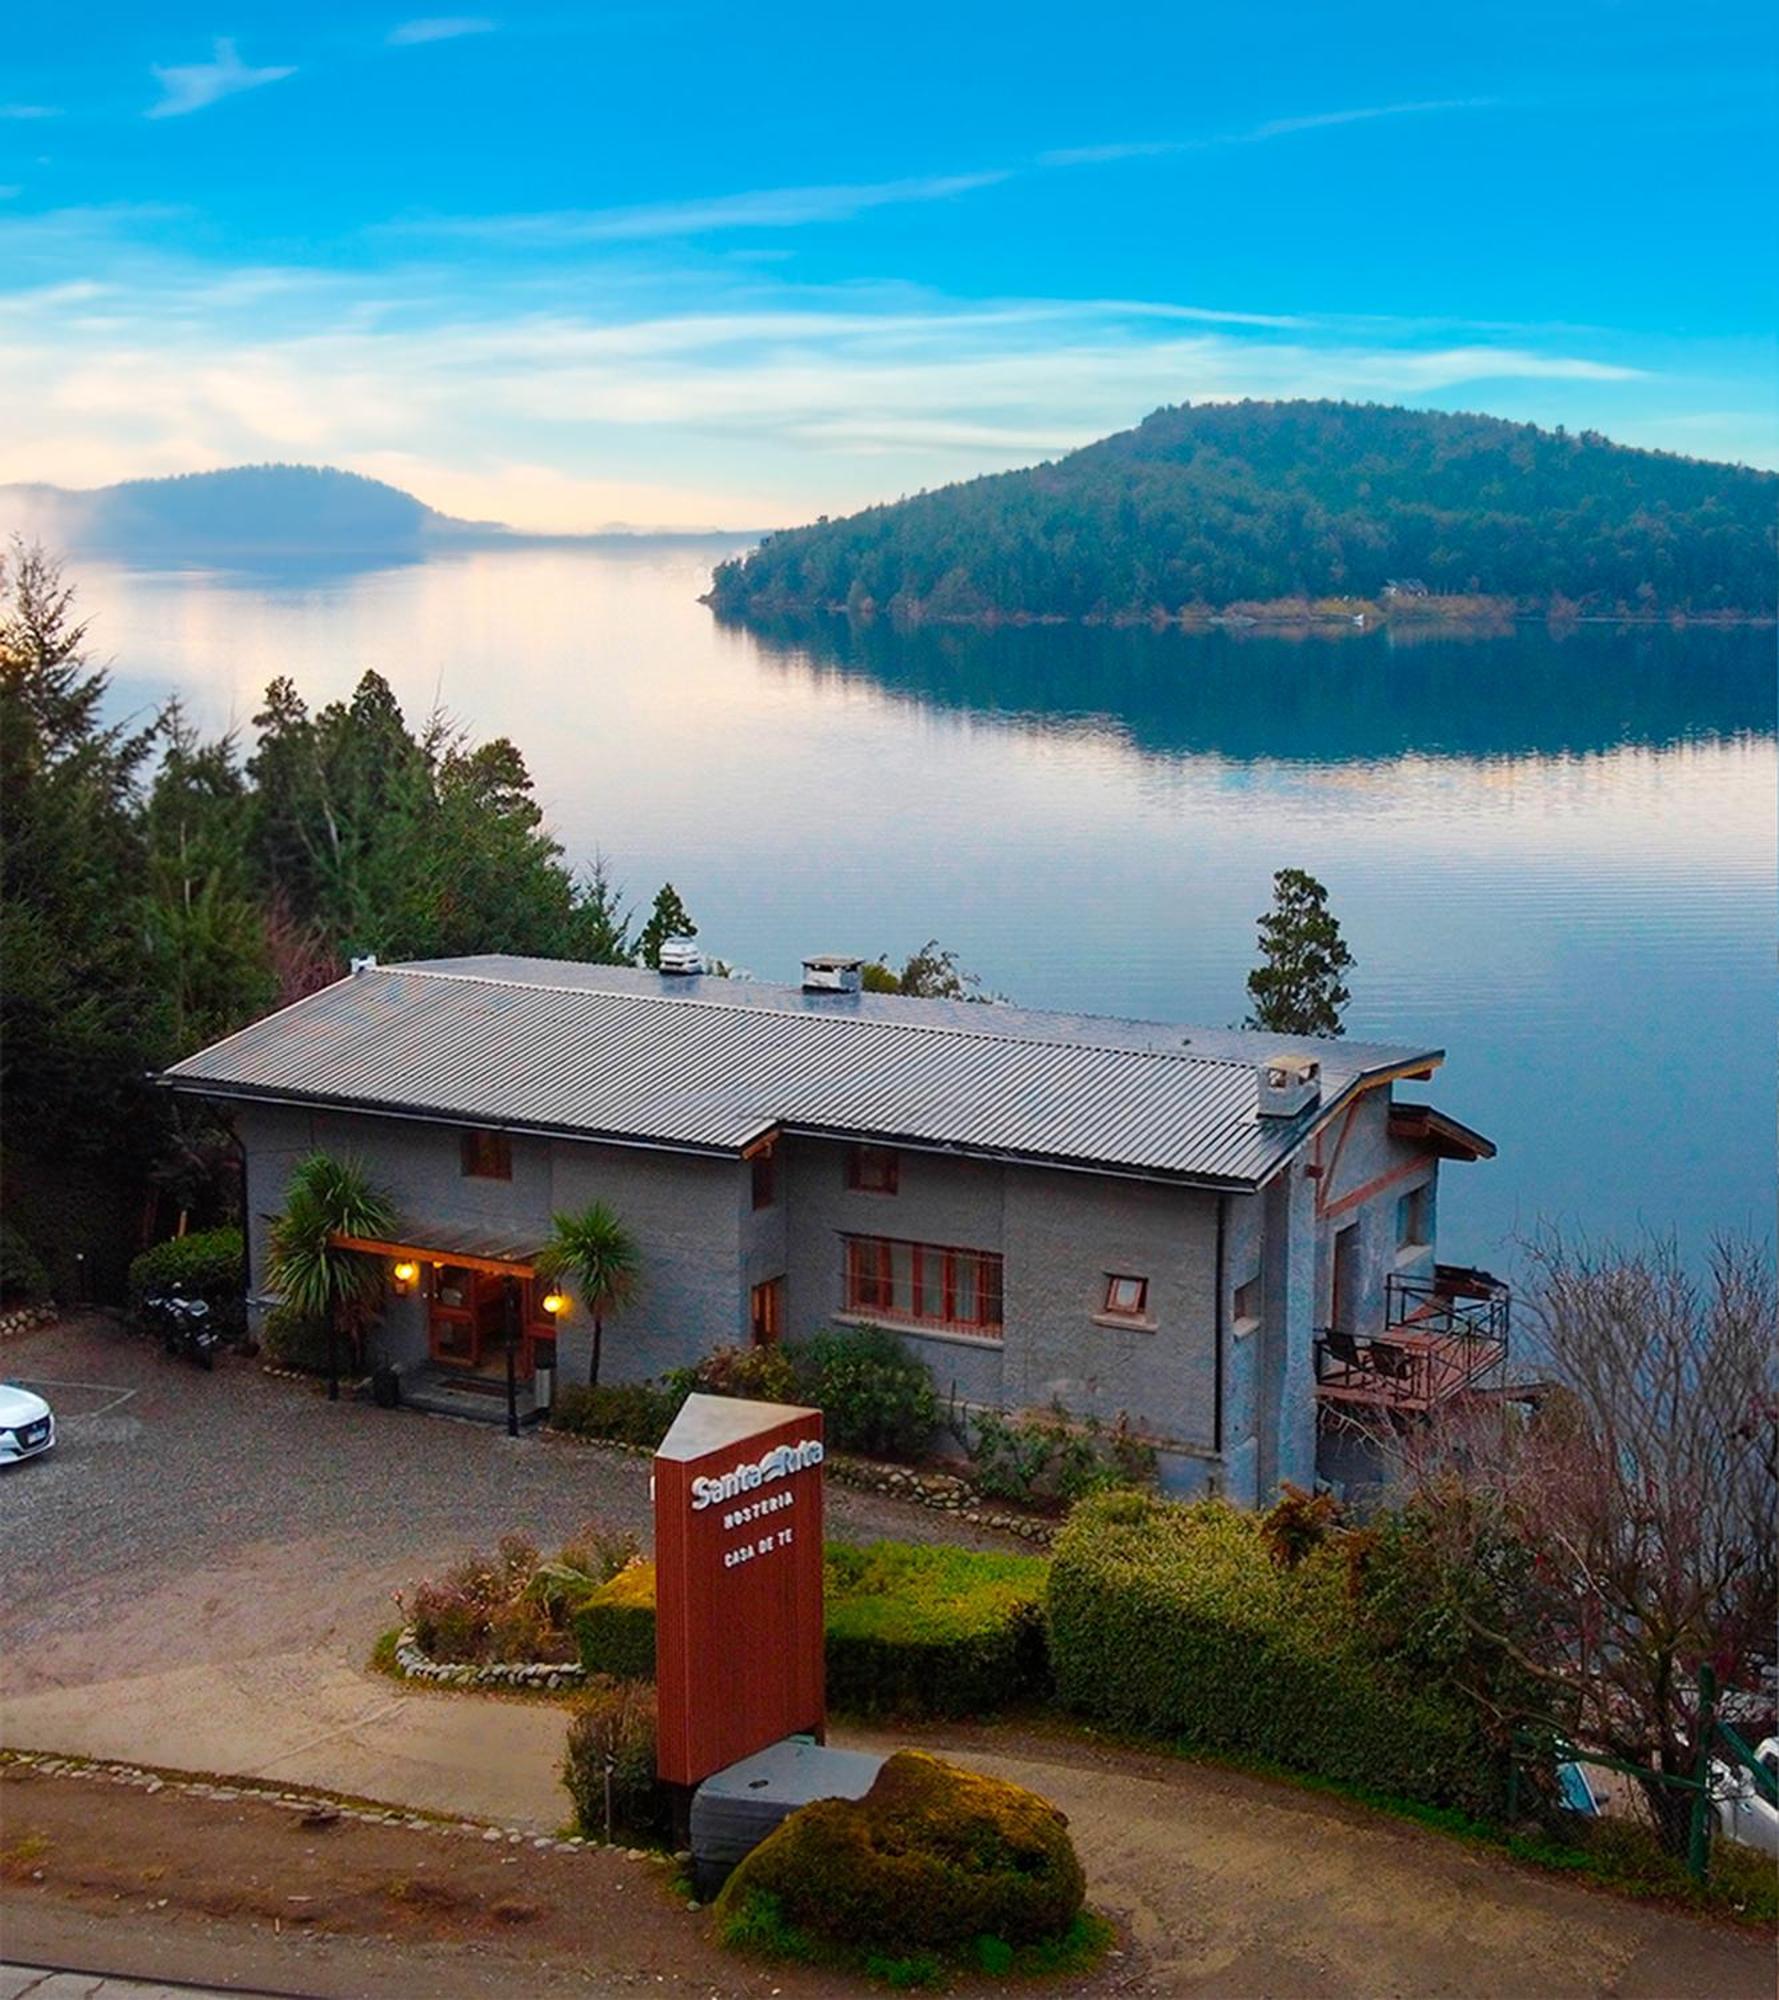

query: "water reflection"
left=725, top=611, right=1775, bottom=764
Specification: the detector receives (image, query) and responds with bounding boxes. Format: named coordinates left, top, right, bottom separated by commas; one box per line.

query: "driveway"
left=0, top=1315, right=1009, bottom=1701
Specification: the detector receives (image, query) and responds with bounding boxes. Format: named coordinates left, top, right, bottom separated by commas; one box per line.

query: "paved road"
left=0, top=1315, right=1008, bottom=1699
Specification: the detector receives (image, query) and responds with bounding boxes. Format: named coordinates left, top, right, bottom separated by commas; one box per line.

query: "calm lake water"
left=87, top=541, right=1776, bottom=1274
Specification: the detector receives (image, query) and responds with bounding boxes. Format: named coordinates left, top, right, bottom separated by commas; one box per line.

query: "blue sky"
left=4, top=2, right=1775, bottom=527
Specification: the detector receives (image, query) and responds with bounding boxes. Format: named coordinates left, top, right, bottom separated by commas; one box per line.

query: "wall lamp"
left=541, top=1291, right=571, bottom=1317
left=392, top=1260, right=419, bottom=1294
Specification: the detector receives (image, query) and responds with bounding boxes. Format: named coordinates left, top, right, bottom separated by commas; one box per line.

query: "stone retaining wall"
left=392, top=1626, right=586, bottom=1691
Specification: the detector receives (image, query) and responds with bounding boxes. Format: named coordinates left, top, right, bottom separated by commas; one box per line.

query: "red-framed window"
left=845, top=1144, right=899, bottom=1194
left=843, top=1235, right=1003, bottom=1338
left=1102, top=1273, right=1149, bottom=1319
left=460, top=1128, right=512, bottom=1180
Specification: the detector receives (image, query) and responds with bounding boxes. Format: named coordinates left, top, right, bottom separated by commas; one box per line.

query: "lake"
left=86, top=541, right=1775, bottom=1274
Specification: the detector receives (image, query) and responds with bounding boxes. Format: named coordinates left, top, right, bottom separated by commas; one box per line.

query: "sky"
left=3, top=3, right=1775, bottom=529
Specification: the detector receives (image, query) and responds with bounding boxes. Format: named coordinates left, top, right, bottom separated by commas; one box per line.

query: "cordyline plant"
left=266, top=1152, right=396, bottom=1401
left=1383, top=1232, right=1777, bottom=1852
left=539, top=1202, right=640, bottom=1387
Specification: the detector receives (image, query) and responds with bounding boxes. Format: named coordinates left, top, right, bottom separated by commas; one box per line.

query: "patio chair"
left=1367, top=1340, right=1415, bottom=1386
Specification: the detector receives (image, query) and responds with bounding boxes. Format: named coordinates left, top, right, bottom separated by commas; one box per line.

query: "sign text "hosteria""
left=689, top=1437, right=824, bottom=1511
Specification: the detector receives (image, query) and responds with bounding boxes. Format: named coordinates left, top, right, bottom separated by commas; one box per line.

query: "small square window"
left=460, top=1128, right=512, bottom=1179
left=846, top=1145, right=899, bottom=1194
left=1102, top=1274, right=1148, bottom=1318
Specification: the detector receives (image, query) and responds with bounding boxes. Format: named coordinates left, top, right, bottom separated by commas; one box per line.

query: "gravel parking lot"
left=0, top=1315, right=1009, bottom=1698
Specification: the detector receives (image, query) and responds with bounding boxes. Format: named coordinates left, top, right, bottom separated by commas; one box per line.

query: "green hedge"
left=824, top=1542, right=1050, bottom=1719
left=572, top=1561, right=658, bottom=1680
left=575, top=1541, right=1051, bottom=1720
left=1047, top=1491, right=1508, bottom=1820
left=127, top=1227, right=246, bottom=1337
left=551, top=1380, right=681, bottom=1448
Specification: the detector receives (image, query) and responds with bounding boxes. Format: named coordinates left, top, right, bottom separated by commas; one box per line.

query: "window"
left=1397, top=1182, right=1432, bottom=1250
left=843, top=1235, right=1002, bottom=1338
left=750, top=1276, right=785, bottom=1346
left=751, top=1148, right=776, bottom=1211
left=460, top=1128, right=511, bottom=1180
left=1101, top=1274, right=1149, bottom=1319
left=846, top=1144, right=899, bottom=1194
left=1233, top=1272, right=1262, bottom=1331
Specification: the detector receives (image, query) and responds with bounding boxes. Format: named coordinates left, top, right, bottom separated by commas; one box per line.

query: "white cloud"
left=395, top=172, right=1014, bottom=244
left=387, top=18, right=496, bottom=46
left=1042, top=98, right=1494, bottom=168
left=146, top=39, right=296, bottom=121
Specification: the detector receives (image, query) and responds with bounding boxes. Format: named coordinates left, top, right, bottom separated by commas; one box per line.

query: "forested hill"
left=706, top=402, right=1779, bottom=622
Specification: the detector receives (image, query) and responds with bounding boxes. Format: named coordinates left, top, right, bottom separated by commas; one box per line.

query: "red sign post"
left=654, top=1394, right=827, bottom=1789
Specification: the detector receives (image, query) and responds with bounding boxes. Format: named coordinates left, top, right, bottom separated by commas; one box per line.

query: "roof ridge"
left=386, top=964, right=1262, bottom=1073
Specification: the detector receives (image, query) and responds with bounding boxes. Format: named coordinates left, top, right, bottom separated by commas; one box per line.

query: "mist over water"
left=87, top=542, right=1776, bottom=1274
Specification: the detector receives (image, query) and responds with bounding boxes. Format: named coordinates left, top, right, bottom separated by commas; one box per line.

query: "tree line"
left=708, top=399, right=1779, bottom=623
left=0, top=542, right=696, bottom=1289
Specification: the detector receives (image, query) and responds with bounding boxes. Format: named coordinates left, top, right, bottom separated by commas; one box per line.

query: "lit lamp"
left=392, top=1260, right=418, bottom=1295
left=541, top=1291, right=570, bottom=1317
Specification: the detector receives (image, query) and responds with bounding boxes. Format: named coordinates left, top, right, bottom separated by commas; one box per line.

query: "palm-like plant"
left=266, top=1153, right=397, bottom=1400
left=540, top=1202, right=640, bottom=1386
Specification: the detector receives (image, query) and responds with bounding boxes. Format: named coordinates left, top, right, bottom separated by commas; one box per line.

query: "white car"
left=0, top=1382, right=55, bottom=1464
left=1714, top=1736, right=1779, bottom=1858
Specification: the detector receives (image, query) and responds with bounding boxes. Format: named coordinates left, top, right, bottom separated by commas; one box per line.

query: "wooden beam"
left=328, top=1232, right=537, bottom=1279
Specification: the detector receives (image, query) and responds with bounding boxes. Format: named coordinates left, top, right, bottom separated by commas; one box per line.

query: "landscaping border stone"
left=392, top=1625, right=587, bottom=1691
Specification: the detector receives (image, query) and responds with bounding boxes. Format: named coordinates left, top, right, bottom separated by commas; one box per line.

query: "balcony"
left=1315, top=1264, right=1511, bottom=1414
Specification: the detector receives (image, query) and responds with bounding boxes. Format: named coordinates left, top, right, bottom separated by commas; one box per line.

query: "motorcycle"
left=145, top=1290, right=221, bottom=1370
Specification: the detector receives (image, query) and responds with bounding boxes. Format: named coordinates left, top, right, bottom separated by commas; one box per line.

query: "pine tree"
left=637, top=883, right=697, bottom=969
left=1244, top=868, right=1354, bottom=1038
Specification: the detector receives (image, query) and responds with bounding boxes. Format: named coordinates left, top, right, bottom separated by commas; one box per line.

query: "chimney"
left=658, top=937, right=703, bottom=977
left=349, top=954, right=378, bottom=977
left=801, top=954, right=862, bottom=995
left=1257, top=1054, right=1321, bottom=1119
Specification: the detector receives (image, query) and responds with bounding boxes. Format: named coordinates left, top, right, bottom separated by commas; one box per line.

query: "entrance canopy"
left=327, top=1217, right=546, bottom=1278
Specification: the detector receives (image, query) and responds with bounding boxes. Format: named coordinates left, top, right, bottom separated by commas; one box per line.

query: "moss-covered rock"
left=716, top=1750, right=1085, bottom=1954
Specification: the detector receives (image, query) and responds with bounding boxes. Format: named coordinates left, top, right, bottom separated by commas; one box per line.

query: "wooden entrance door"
left=1330, top=1224, right=1361, bottom=1334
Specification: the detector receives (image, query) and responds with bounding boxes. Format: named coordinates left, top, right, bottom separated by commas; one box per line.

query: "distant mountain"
left=0, top=464, right=751, bottom=560
left=707, top=401, right=1779, bottom=622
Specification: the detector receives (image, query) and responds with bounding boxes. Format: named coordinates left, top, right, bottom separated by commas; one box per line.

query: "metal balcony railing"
left=1315, top=1264, right=1510, bottom=1412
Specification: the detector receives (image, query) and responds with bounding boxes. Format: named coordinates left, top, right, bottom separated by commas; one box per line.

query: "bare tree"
left=1388, top=1233, right=1777, bottom=1848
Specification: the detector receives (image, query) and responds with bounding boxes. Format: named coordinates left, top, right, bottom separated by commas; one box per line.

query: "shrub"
left=128, top=1226, right=246, bottom=1338
left=716, top=1750, right=1085, bottom=1956
left=0, top=1220, right=49, bottom=1304
left=561, top=1676, right=667, bottom=1840
left=1047, top=1492, right=1510, bottom=1820
left=262, top=1301, right=333, bottom=1372
left=664, top=1342, right=798, bottom=1406
left=571, top=1543, right=1049, bottom=1717
left=405, top=1528, right=633, bottom=1666
left=550, top=1380, right=680, bottom=1448
left=965, top=1404, right=1156, bottom=1511
left=573, top=1560, right=657, bottom=1679
left=790, top=1324, right=938, bottom=1461
left=823, top=1542, right=1050, bottom=1718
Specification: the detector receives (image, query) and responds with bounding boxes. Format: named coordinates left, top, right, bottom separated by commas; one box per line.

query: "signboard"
left=654, top=1393, right=826, bottom=1788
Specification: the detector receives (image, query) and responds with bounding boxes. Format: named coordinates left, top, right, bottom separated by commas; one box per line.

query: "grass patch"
left=719, top=1887, right=1114, bottom=1990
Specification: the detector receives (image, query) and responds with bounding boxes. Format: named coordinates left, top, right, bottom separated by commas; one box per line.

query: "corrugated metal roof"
left=163, top=957, right=1441, bottom=1189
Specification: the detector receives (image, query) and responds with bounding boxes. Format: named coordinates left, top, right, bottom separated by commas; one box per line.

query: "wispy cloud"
left=387, top=18, right=496, bottom=46
left=1043, top=98, right=1494, bottom=168
left=1, top=104, right=61, bottom=121
left=398, top=171, right=1013, bottom=244
left=146, top=38, right=296, bottom=121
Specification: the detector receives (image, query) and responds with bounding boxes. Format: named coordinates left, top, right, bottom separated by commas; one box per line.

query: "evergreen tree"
left=637, top=882, right=697, bottom=969
left=1245, top=868, right=1354, bottom=1038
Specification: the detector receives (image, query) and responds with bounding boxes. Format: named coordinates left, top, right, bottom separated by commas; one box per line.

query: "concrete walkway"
left=1, top=1971, right=289, bottom=2000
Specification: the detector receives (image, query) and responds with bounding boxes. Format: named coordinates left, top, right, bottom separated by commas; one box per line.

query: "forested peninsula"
left=706, top=401, right=1778, bottom=625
